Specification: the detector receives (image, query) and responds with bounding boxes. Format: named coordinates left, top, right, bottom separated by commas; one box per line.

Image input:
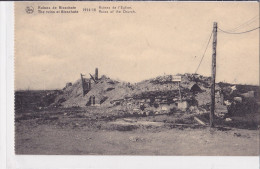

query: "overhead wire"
left=194, top=16, right=258, bottom=75
left=227, top=15, right=259, bottom=32
left=194, top=31, right=213, bottom=74
left=218, top=26, right=260, bottom=34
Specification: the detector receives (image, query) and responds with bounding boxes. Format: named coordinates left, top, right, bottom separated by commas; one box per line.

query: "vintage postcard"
left=14, top=1, right=259, bottom=156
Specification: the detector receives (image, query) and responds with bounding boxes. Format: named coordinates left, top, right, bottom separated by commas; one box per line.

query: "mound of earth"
left=54, top=75, right=135, bottom=107
left=54, top=74, right=201, bottom=107
left=52, top=73, right=259, bottom=118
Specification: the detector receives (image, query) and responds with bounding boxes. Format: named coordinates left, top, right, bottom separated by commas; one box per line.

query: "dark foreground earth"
left=15, top=107, right=260, bottom=155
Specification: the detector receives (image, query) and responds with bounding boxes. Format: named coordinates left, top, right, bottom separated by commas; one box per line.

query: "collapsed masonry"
left=54, top=73, right=259, bottom=118
left=106, top=75, right=227, bottom=117
left=81, top=68, right=99, bottom=96
left=110, top=89, right=196, bottom=115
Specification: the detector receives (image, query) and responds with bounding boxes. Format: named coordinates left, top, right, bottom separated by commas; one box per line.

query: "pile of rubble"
left=52, top=72, right=259, bottom=119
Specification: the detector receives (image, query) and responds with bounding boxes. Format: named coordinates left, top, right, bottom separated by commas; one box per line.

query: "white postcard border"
left=1, top=1, right=259, bottom=169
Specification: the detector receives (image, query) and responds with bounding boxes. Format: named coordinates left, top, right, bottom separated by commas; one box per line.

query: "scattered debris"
left=17, top=72, right=259, bottom=131
left=225, top=118, right=232, bottom=122
left=234, top=132, right=241, bottom=137
left=129, top=136, right=145, bottom=142
left=241, top=91, right=255, bottom=98
left=194, top=117, right=206, bottom=125
left=177, top=101, right=188, bottom=111
left=234, top=97, right=242, bottom=103
left=65, top=82, right=72, bottom=88
left=215, top=104, right=228, bottom=118
left=123, top=118, right=137, bottom=123
left=224, top=100, right=231, bottom=106
left=231, top=85, right=237, bottom=92
left=216, top=126, right=232, bottom=131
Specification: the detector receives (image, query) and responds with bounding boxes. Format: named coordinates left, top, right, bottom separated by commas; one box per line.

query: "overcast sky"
left=15, top=2, right=259, bottom=90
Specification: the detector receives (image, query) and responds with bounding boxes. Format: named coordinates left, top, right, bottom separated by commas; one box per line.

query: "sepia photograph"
left=14, top=1, right=259, bottom=155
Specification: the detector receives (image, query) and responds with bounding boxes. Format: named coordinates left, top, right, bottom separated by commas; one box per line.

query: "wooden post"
left=95, top=68, right=98, bottom=80
left=89, top=73, right=98, bottom=84
left=80, top=73, right=85, bottom=96
left=210, top=22, right=217, bottom=128
left=178, top=82, right=182, bottom=102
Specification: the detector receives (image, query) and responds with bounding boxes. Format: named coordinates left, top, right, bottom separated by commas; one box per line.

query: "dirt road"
left=15, top=121, right=259, bottom=155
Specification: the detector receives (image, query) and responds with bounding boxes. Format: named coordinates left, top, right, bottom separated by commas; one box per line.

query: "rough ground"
left=15, top=74, right=260, bottom=155
left=15, top=107, right=259, bottom=155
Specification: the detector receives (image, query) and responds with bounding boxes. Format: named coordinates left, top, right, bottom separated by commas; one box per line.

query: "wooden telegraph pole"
left=210, top=22, right=217, bottom=127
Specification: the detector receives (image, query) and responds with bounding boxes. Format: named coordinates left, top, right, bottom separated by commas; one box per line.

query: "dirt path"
left=15, top=123, right=259, bottom=155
